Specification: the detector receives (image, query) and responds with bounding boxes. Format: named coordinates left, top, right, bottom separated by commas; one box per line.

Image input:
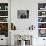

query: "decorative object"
left=0, top=3, right=8, bottom=10
left=42, top=12, right=45, bottom=15
left=38, top=23, right=46, bottom=28
left=38, top=17, right=46, bottom=22
left=0, top=23, right=8, bottom=37
left=19, top=35, right=32, bottom=45
left=15, top=35, right=32, bottom=46
left=38, top=11, right=46, bottom=16
left=0, top=17, right=8, bottom=22
left=29, top=25, right=35, bottom=30
left=5, top=6, right=8, bottom=10
left=0, top=11, right=8, bottom=16
left=39, top=29, right=46, bottom=37
left=11, top=23, right=16, bottom=30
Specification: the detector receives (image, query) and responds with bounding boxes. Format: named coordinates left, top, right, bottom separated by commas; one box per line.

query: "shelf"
left=38, top=22, right=46, bottom=23
left=38, top=28, right=46, bottom=29
left=0, top=22, right=8, bottom=23
left=38, top=10, right=46, bottom=11
left=0, top=10, right=8, bottom=11
left=38, top=15, right=46, bottom=17
left=0, top=16, right=8, bottom=17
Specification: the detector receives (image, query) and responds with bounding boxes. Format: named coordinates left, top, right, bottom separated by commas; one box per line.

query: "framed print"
left=17, top=10, right=29, bottom=19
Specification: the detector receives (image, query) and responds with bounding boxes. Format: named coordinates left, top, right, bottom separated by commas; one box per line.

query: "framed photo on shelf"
left=38, top=3, right=46, bottom=10
left=38, top=29, right=46, bottom=37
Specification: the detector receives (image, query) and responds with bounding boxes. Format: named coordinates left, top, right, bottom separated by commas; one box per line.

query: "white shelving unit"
left=38, top=10, right=46, bottom=11
left=0, top=3, right=8, bottom=34
left=0, top=3, right=8, bottom=22
left=38, top=28, right=46, bottom=29
left=0, top=16, right=8, bottom=17
left=0, top=10, right=8, bottom=11
left=38, top=3, right=46, bottom=37
left=38, top=22, right=46, bottom=23
left=0, top=3, right=8, bottom=45
left=38, top=16, right=46, bottom=17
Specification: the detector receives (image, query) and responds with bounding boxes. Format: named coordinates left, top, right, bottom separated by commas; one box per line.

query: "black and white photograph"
left=17, top=10, right=29, bottom=19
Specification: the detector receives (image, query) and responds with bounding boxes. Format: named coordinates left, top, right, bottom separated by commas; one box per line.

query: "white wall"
left=11, top=0, right=38, bottom=30
left=11, top=0, right=46, bottom=46
left=11, top=0, right=38, bottom=45
left=11, top=0, right=46, bottom=29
